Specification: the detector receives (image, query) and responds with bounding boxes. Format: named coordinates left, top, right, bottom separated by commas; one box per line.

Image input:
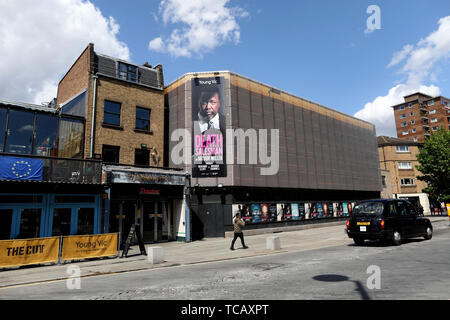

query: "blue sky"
left=1, top=0, right=449, bottom=136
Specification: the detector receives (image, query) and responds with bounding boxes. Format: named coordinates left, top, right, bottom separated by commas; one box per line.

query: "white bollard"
left=147, top=246, right=164, bottom=264
left=266, top=236, right=281, bottom=250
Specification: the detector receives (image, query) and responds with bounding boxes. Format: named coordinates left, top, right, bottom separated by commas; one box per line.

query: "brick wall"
left=378, top=144, right=427, bottom=194
left=56, top=44, right=93, bottom=105
left=90, top=76, right=165, bottom=165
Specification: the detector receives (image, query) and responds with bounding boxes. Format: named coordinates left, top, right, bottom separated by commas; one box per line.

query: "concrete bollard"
left=147, top=246, right=164, bottom=264
left=266, top=236, right=281, bottom=250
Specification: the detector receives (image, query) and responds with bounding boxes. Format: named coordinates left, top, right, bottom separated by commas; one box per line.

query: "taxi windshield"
left=353, top=202, right=384, bottom=216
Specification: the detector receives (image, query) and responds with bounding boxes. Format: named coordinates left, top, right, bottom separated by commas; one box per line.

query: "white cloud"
left=387, top=44, right=413, bottom=68
left=148, top=37, right=165, bottom=52
left=149, top=0, right=248, bottom=58
left=0, top=0, right=130, bottom=104
left=355, top=16, right=450, bottom=137
left=401, top=16, right=450, bottom=87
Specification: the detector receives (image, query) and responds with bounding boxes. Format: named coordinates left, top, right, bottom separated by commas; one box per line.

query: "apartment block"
left=392, top=92, right=450, bottom=143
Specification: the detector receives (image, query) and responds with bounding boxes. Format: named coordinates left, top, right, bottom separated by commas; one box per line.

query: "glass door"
left=0, top=209, right=13, bottom=240
left=52, top=208, right=72, bottom=236
left=18, top=208, right=42, bottom=239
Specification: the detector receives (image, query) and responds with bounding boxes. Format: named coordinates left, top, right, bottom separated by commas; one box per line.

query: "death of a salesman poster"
left=192, top=77, right=227, bottom=178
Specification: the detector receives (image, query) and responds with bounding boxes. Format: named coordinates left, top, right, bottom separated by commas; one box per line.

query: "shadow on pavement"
left=313, top=274, right=371, bottom=300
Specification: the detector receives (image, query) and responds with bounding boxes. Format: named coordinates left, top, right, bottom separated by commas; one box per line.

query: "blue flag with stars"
left=0, top=156, right=44, bottom=181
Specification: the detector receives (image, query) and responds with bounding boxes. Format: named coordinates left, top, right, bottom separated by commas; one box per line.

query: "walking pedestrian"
left=230, top=212, right=248, bottom=250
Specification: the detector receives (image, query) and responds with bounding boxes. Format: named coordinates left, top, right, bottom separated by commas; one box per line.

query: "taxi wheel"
left=353, top=237, right=365, bottom=246
left=392, top=230, right=402, bottom=246
left=424, top=227, right=432, bottom=240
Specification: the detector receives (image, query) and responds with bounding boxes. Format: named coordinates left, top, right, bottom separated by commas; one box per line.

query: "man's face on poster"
left=201, top=92, right=220, bottom=120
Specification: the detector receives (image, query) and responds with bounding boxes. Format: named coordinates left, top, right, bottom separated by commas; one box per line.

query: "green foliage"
left=416, top=127, right=450, bottom=203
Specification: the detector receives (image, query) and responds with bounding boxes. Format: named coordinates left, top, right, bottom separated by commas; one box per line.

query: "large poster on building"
left=192, top=77, right=227, bottom=178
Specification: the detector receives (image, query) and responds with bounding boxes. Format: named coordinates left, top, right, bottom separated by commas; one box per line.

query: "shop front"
left=103, top=165, right=189, bottom=246
left=0, top=190, right=102, bottom=240
left=0, top=154, right=103, bottom=241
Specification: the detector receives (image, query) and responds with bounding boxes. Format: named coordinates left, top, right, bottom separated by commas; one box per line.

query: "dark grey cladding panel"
left=251, top=113, right=263, bottom=128
left=262, top=96, right=273, bottom=115
left=139, top=67, right=159, bottom=88
left=251, top=93, right=262, bottom=114
left=238, top=108, right=252, bottom=128
left=96, top=54, right=116, bottom=76
left=237, top=86, right=251, bottom=111
left=273, top=100, right=284, bottom=121
left=263, top=114, right=275, bottom=129
left=230, top=85, right=238, bottom=106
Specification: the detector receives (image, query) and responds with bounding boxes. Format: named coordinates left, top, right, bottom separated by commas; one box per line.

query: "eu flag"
left=0, top=156, right=44, bottom=181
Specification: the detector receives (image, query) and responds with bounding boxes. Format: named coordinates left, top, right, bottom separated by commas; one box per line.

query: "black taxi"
left=346, top=199, right=433, bottom=246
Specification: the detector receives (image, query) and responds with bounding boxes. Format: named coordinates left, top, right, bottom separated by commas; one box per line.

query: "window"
left=409, top=111, right=414, bottom=116
left=0, top=209, right=13, bottom=240
left=432, top=126, right=439, bottom=131
left=381, top=175, right=386, bottom=187
left=4, top=109, right=34, bottom=154
left=135, top=107, right=151, bottom=131
left=431, top=118, right=438, bottom=123
left=0, top=108, right=6, bottom=152
left=52, top=208, right=72, bottom=236
left=408, top=103, right=413, bottom=108
left=395, top=145, right=410, bottom=153
left=102, top=145, right=120, bottom=164
left=104, top=100, right=121, bottom=126
left=18, top=208, right=42, bottom=239
left=398, top=162, right=412, bottom=170
left=33, top=113, right=58, bottom=156
left=399, top=105, right=405, bottom=110
left=118, top=62, right=137, bottom=82
left=77, top=208, right=95, bottom=235
left=428, top=100, right=435, bottom=106
left=400, top=114, right=406, bottom=119
left=135, top=148, right=150, bottom=166
left=396, top=201, right=409, bottom=216
left=400, top=178, right=415, bottom=186
left=412, top=128, right=416, bottom=133
left=429, top=109, right=436, bottom=115
left=411, top=120, right=415, bottom=125
left=402, top=130, right=408, bottom=135
left=401, top=122, right=407, bottom=127
left=58, top=118, right=84, bottom=158
left=413, top=137, right=418, bottom=142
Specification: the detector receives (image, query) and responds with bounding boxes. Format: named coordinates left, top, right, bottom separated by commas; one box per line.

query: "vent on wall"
left=269, top=88, right=281, bottom=95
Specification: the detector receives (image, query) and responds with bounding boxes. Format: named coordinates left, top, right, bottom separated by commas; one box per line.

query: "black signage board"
left=121, top=224, right=147, bottom=258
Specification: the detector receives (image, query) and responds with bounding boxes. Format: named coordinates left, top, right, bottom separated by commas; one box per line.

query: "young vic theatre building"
left=166, top=71, right=382, bottom=239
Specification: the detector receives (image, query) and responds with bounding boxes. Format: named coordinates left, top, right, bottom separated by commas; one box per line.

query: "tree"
left=416, top=127, right=450, bottom=203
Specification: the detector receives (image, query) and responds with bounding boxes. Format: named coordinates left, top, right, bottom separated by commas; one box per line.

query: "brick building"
left=377, top=136, right=430, bottom=214
left=392, top=92, right=450, bottom=143
left=57, top=43, right=189, bottom=245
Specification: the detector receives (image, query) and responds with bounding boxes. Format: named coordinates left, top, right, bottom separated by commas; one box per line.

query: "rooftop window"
left=118, top=62, right=137, bottom=82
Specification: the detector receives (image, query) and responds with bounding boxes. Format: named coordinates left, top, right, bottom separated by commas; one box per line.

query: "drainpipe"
left=90, top=74, right=98, bottom=158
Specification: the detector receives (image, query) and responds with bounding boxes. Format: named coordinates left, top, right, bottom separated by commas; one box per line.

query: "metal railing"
left=0, top=153, right=102, bottom=184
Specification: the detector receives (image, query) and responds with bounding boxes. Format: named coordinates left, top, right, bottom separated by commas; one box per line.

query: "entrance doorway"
left=110, top=200, right=174, bottom=246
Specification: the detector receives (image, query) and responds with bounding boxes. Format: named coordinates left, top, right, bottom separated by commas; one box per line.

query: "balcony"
left=0, top=153, right=102, bottom=184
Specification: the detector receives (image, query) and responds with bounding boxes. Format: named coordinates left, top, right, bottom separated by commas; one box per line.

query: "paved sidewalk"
left=0, top=216, right=448, bottom=289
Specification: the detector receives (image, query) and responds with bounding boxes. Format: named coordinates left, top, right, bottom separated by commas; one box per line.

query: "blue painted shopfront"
left=0, top=193, right=101, bottom=240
